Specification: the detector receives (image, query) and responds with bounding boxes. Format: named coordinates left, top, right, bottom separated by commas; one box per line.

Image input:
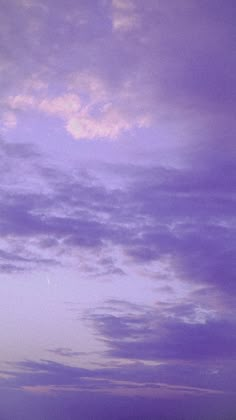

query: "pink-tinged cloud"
left=5, top=87, right=151, bottom=140
left=67, top=107, right=150, bottom=140
left=8, top=95, right=36, bottom=110
left=39, top=94, right=82, bottom=118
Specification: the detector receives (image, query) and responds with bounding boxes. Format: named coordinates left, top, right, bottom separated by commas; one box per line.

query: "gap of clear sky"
left=0, top=0, right=235, bottom=419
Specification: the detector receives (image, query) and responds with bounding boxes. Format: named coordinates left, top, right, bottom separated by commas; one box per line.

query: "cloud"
left=47, top=348, right=86, bottom=358
left=0, top=0, right=235, bottom=295
left=7, top=95, right=36, bottom=110
left=0, top=141, right=234, bottom=302
left=98, top=313, right=236, bottom=362
left=0, top=351, right=235, bottom=420
left=0, top=0, right=151, bottom=140
left=0, top=263, right=25, bottom=274
left=89, top=298, right=236, bottom=363
left=1, top=0, right=235, bottom=151
left=38, top=94, right=82, bottom=117
left=5, top=85, right=150, bottom=140
left=0, top=383, right=234, bottom=420
left=66, top=106, right=148, bottom=140
left=112, top=0, right=139, bottom=33
left=3, top=357, right=235, bottom=397
left=0, top=2, right=235, bottom=418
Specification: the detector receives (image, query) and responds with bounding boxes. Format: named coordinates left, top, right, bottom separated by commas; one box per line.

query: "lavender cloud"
left=0, top=147, right=235, bottom=299
left=91, top=309, right=236, bottom=362
left=0, top=2, right=235, bottom=418
left=2, top=355, right=236, bottom=399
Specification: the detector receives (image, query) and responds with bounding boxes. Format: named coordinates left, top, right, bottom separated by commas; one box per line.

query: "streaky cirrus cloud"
left=2, top=357, right=235, bottom=396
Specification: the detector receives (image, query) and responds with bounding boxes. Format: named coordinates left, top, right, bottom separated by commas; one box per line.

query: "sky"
left=0, top=0, right=235, bottom=419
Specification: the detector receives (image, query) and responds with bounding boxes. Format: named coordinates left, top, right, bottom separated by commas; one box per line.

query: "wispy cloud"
left=2, top=357, right=233, bottom=398
left=47, top=347, right=86, bottom=358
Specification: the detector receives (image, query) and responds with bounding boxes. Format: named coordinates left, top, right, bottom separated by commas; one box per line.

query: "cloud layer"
left=0, top=0, right=235, bottom=418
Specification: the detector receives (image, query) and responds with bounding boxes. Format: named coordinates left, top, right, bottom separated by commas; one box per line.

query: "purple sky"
left=0, top=0, right=236, bottom=418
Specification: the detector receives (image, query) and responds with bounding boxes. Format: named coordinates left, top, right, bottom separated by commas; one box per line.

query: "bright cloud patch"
left=67, top=106, right=149, bottom=140
left=112, top=0, right=139, bottom=32
left=4, top=74, right=150, bottom=140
